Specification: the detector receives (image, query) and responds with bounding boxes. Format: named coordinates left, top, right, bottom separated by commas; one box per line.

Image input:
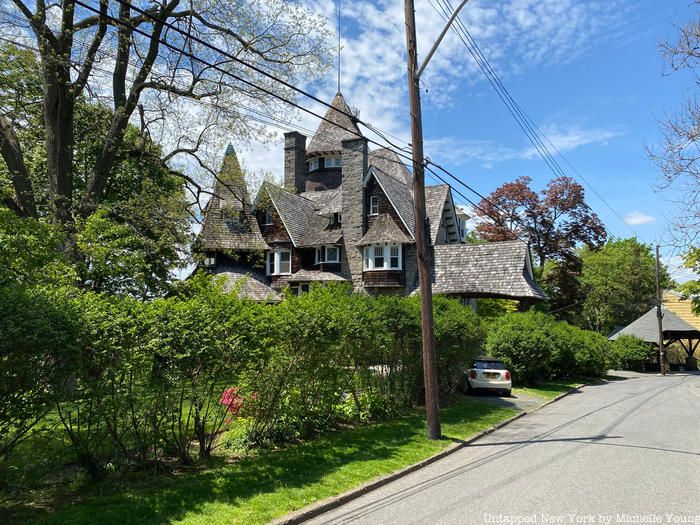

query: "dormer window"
left=224, top=210, right=242, bottom=229
left=203, top=254, right=215, bottom=267
left=264, top=209, right=274, bottom=225
left=330, top=212, right=342, bottom=227
left=308, top=158, right=320, bottom=171
left=369, top=196, right=379, bottom=215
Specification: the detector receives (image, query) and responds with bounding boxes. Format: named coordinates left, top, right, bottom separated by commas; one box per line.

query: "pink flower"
left=220, top=387, right=245, bottom=416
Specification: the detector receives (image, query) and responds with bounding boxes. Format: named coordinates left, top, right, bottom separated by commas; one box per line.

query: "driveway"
left=306, top=373, right=700, bottom=524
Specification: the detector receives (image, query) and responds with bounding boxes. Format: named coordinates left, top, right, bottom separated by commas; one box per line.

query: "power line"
left=431, top=0, right=638, bottom=238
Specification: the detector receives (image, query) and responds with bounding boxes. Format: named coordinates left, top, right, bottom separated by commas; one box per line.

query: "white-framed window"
left=363, top=244, right=403, bottom=271
left=203, top=254, right=215, bottom=267
left=369, top=195, right=379, bottom=215
left=325, top=157, right=342, bottom=168
left=264, top=209, right=274, bottom=225
left=389, top=245, right=400, bottom=269
left=330, top=212, right=342, bottom=226
left=267, top=250, right=292, bottom=275
left=308, top=158, right=320, bottom=171
left=315, top=245, right=340, bottom=264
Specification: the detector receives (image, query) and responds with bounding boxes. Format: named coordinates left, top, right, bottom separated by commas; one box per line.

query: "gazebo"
left=609, top=306, right=700, bottom=371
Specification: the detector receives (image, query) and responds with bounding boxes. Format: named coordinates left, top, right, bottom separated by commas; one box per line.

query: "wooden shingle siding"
left=364, top=176, right=411, bottom=237
left=258, top=209, right=292, bottom=245
left=363, top=270, right=405, bottom=287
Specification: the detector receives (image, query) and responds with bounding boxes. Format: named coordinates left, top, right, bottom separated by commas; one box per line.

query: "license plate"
left=484, top=372, right=500, bottom=380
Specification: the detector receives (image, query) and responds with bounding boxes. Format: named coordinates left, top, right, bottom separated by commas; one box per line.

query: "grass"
left=3, top=397, right=518, bottom=525
left=513, top=378, right=587, bottom=400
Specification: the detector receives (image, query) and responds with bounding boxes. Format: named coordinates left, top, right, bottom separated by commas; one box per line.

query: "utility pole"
left=404, top=0, right=440, bottom=439
left=655, top=244, right=666, bottom=376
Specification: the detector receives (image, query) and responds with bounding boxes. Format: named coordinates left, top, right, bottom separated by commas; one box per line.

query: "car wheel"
left=503, top=389, right=511, bottom=397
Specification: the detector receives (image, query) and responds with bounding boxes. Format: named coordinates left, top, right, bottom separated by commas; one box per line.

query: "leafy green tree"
left=0, top=2, right=330, bottom=225
left=579, top=238, right=671, bottom=334
left=678, top=247, right=700, bottom=313
left=0, top=45, right=192, bottom=295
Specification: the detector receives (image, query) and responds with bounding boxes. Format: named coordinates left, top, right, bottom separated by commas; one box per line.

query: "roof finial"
left=337, top=0, right=342, bottom=93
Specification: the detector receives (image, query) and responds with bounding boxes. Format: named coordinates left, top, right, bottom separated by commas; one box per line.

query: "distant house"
left=194, top=92, right=545, bottom=306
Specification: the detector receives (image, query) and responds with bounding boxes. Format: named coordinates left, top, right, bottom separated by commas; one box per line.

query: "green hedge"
left=485, top=311, right=610, bottom=384
left=0, top=280, right=483, bottom=479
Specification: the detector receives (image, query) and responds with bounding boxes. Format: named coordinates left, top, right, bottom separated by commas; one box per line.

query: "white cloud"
left=424, top=123, right=621, bottom=166
left=623, top=211, right=656, bottom=226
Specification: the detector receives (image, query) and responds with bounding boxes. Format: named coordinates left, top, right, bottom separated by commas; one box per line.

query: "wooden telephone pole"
left=404, top=0, right=441, bottom=439
left=655, top=244, right=666, bottom=376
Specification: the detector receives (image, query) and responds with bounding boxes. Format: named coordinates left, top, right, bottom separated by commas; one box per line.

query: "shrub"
left=485, top=311, right=556, bottom=384
left=0, top=285, right=79, bottom=462
left=485, top=311, right=611, bottom=384
left=609, top=335, right=651, bottom=370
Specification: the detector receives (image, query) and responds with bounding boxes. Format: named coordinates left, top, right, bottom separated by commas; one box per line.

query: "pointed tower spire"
left=307, top=92, right=363, bottom=156
left=225, top=143, right=235, bottom=156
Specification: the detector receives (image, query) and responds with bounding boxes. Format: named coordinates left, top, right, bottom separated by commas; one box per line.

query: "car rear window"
left=474, top=360, right=506, bottom=370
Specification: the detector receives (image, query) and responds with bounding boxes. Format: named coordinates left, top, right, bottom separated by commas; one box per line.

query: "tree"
left=475, top=175, right=606, bottom=269
left=0, top=0, right=331, bottom=228
left=0, top=44, right=193, bottom=296
left=649, top=2, right=700, bottom=243
left=679, top=247, right=700, bottom=313
left=578, top=238, right=671, bottom=334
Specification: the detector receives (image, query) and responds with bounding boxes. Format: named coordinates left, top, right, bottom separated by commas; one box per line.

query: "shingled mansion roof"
left=423, top=241, right=546, bottom=301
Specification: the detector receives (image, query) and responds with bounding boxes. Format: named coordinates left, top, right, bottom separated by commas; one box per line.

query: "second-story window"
left=264, top=209, right=274, bottom=225
left=308, top=158, right=320, bottom=171
left=315, top=245, right=340, bottom=264
left=325, top=157, right=342, bottom=168
left=267, top=250, right=292, bottom=275
left=363, top=244, right=403, bottom=271
left=369, top=195, right=379, bottom=215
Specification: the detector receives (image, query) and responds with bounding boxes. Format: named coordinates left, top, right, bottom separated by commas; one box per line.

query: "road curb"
left=271, top=385, right=584, bottom=525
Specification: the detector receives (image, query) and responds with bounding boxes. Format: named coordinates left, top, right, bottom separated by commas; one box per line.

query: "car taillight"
left=505, top=371, right=511, bottom=381
left=469, top=370, right=477, bottom=379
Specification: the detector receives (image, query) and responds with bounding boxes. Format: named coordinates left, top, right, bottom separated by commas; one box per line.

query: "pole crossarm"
left=416, top=0, right=472, bottom=79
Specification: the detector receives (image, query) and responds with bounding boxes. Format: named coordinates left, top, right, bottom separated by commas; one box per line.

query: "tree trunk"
left=0, top=116, right=37, bottom=217
left=41, top=51, right=75, bottom=226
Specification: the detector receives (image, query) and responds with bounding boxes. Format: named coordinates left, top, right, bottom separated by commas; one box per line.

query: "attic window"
left=308, top=158, right=320, bottom=171
left=330, top=212, right=342, bottom=227
left=224, top=210, right=245, bottom=231
left=264, top=210, right=274, bottom=225
left=369, top=196, right=379, bottom=215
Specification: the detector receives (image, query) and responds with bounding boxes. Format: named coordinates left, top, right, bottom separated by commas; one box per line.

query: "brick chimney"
left=284, top=132, right=307, bottom=193
left=340, top=137, right=368, bottom=290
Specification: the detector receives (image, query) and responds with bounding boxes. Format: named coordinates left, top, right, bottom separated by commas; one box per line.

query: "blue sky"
left=236, top=0, right=698, bottom=282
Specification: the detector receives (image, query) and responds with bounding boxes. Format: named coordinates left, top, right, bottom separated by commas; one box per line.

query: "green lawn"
left=513, top=379, right=586, bottom=400
left=5, top=397, right=517, bottom=525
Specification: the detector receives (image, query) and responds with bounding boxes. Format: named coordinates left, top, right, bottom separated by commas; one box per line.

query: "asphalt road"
left=307, top=373, right=700, bottom=525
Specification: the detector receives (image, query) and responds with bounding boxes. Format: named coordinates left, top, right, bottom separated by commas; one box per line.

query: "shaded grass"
left=7, top=397, right=518, bottom=525
left=513, top=379, right=586, bottom=400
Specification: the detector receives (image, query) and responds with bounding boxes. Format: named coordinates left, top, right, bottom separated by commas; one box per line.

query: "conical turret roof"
left=195, top=145, right=267, bottom=252
left=307, top=92, right=363, bottom=156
